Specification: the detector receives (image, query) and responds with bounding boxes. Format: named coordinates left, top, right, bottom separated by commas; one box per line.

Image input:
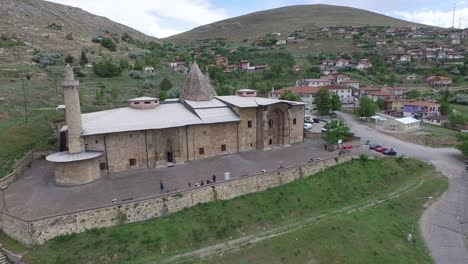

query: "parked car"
left=321, top=127, right=327, bottom=133
left=342, top=145, right=353, bottom=150
left=304, top=123, right=313, bottom=130
left=318, top=117, right=329, bottom=122
left=369, top=144, right=381, bottom=150
left=375, top=147, right=388, bottom=153
left=313, top=118, right=320, bottom=123
left=305, top=117, right=313, bottom=122
left=383, top=149, right=397, bottom=156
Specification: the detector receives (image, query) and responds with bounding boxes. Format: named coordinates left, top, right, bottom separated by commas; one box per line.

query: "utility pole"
left=22, top=76, right=28, bottom=123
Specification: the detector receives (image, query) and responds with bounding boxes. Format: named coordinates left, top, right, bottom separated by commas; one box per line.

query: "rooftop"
left=396, top=117, right=420, bottom=125
left=180, top=61, right=217, bottom=101
left=404, top=101, right=440, bottom=107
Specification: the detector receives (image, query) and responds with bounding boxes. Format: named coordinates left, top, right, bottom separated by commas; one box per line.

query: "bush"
left=129, top=70, right=143, bottom=79
left=359, top=154, right=368, bottom=161
left=64, top=54, right=74, bottom=64
left=141, top=79, right=155, bottom=89
left=32, top=52, right=62, bottom=67
left=93, top=60, right=122, bottom=77
left=100, top=38, right=117, bottom=51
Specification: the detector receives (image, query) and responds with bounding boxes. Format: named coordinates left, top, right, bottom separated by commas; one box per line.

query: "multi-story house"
left=403, top=101, right=440, bottom=119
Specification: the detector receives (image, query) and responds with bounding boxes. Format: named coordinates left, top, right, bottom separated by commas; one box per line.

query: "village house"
left=357, top=86, right=381, bottom=98
left=424, top=115, right=448, bottom=126
left=356, top=59, right=372, bottom=70
left=367, top=90, right=393, bottom=102
left=425, top=75, right=452, bottom=87
left=384, top=87, right=407, bottom=98
left=169, top=61, right=188, bottom=74
left=223, top=64, right=238, bottom=74
left=46, top=63, right=306, bottom=187
left=215, top=55, right=228, bottom=66
left=399, top=55, right=411, bottom=62
left=239, top=60, right=251, bottom=70
left=269, top=86, right=320, bottom=114
left=384, top=117, right=421, bottom=131
left=335, top=59, right=350, bottom=68
left=384, top=97, right=407, bottom=113
left=403, top=101, right=440, bottom=119
left=340, top=80, right=360, bottom=89
left=276, top=40, right=286, bottom=45
left=334, top=74, right=351, bottom=84
left=322, top=84, right=353, bottom=104
left=300, top=78, right=332, bottom=87
left=322, top=67, right=338, bottom=76
left=143, top=66, right=155, bottom=76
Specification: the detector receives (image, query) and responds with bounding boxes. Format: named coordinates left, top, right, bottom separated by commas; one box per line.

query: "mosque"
left=46, top=62, right=305, bottom=186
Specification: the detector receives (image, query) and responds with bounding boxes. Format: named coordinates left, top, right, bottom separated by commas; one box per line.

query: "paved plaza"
left=3, top=139, right=341, bottom=220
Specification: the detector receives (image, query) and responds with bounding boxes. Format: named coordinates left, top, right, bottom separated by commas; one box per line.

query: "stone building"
left=47, top=63, right=305, bottom=186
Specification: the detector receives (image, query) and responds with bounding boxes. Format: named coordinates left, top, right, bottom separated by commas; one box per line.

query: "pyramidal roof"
left=180, top=61, right=217, bottom=101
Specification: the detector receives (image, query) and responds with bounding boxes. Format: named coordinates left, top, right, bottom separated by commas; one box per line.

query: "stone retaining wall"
left=0, top=155, right=351, bottom=246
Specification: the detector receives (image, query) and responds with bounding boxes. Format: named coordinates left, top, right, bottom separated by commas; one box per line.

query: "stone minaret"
left=62, top=64, right=84, bottom=154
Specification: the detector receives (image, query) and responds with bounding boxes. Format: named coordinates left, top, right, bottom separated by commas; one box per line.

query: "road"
left=337, top=111, right=468, bottom=264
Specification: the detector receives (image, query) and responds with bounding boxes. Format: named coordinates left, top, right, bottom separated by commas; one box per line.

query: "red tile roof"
left=404, top=101, right=440, bottom=107
left=368, top=91, right=392, bottom=96
left=273, top=86, right=321, bottom=94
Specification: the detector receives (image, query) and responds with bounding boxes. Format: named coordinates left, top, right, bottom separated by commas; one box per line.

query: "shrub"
left=32, top=52, right=62, bottom=67
left=64, top=54, right=74, bottom=64
left=93, top=60, right=122, bottom=77
left=129, top=70, right=143, bottom=79
left=141, top=79, right=154, bottom=89
left=359, top=154, right=368, bottom=161
left=100, top=38, right=117, bottom=51
left=66, top=32, right=74, bottom=40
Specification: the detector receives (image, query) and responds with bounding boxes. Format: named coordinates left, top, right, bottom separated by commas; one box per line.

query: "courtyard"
left=3, top=139, right=340, bottom=220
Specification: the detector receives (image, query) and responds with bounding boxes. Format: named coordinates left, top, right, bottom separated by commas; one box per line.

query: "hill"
left=0, top=0, right=157, bottom=59
left=166, top=4, right=427, bottom=43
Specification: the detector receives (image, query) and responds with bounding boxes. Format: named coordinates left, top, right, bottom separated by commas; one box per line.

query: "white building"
left=269, top=86, right=319, bottom=114
left=322, top=85, right=353, bottom=104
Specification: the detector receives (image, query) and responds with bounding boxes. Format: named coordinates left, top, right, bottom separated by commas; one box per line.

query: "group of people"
left=189, top=174, right=217, bottom=188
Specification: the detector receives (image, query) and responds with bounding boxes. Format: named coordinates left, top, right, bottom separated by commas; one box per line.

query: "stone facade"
left=0, top=155, right=351, bottom=246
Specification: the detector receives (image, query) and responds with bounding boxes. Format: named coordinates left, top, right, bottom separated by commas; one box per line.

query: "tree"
left=119, top=58, right=130, bottom=70
left=330, top=93, right=342, bottom=112
left=357, top=96, right=377, bottom=119
left=315, top=88, right=331, bottom=115
left=158, top=91, right=168, bottom=101
left=456, top=133, right=468, bottom=156
left=323, top=120, right=351, bottom=144
left=93, top=60, right=122, bottom=77
left=440, top=100, right=453, bottom=115
left=448, top=112, right=466, bottom=126
left=279, top=89, right=301, bottom=102
left=160, top=78, right=173, bottom=91
left=79, top=51, right=88, bottom=66
left=133, top=59, right=145, bottom=70
left=405, top=89, right=421, bottom=99
left=64, top=54, right=74, bottom=64
left=100, top=38, right=117, bottom=51
left=375, top=98, right=385, bottom=110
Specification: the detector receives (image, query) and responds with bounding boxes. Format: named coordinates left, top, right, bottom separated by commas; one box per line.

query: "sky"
left=48, top=0, right=468, bottom=38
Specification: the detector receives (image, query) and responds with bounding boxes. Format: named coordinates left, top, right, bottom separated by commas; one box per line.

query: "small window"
left=134, top=102, right=140, bottom=105
left=269, top=139, right=273, bottom=145
left=293, top=118, right=297, bottom=125
left=221, top=144, right=226, bottom=152
left=95, top=140, right=99, bottom=144
left=247, top=120, right=252, bottom=128
left=199, top=148, right=205, bottom=155
left=144, top=101, right=151, bottom=104
left=250, top=143, right=253, bottom=147
left=129, top=159, right=136, bottom=166
left=268, top=119, right=273, bottom=128
left=100, top=162, right=107, bottom=170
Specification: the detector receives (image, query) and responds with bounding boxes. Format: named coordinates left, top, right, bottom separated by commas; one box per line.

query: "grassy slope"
left=23, top=158, right=446, bottom=264
left=196, top=172, right=444, bottom=264
left=167, top=4, right=423, bottom=42
left=0, top=110, right=61, bottom=176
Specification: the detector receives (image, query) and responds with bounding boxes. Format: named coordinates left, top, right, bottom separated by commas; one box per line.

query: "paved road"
left=337, top=112, right=468, bottom=264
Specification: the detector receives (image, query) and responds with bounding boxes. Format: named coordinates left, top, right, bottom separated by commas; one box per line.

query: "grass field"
left=21, top=158, right=446, bottom=264
left=0, top=110, right=61, bottom=177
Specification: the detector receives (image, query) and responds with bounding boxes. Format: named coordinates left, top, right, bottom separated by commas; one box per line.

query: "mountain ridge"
left=165, top=4, right=430, bottom=43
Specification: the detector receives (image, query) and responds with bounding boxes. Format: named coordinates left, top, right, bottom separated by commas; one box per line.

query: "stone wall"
left=0, top=155, right=351, bottom=246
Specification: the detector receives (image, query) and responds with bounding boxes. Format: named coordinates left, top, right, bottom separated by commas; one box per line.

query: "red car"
left=375, top=147, right=388, bottom=152
left=342, top=145, right=353, bottom=150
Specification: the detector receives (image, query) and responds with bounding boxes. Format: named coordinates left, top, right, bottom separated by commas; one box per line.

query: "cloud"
left=393, top=8, right=468, bottom=28
left=47, top=0, right=228, bottom=38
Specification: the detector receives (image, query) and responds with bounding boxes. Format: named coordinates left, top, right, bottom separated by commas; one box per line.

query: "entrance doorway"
left=267, top=108, right=284, bottom=145
left=166, top=152, right=174, bottom=163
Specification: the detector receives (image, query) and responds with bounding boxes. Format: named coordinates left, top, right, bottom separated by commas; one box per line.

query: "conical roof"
left=180, top=61, right=217, bottom=101
left=64, top=64, right=75, bottom=81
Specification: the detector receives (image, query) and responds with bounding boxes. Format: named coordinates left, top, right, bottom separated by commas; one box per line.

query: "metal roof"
left=128, top=97, right=158, bottom=101
left=185, top=99, right=227, bottom=109
left=396, top=117, right=420, bottom=125
left=216, top=96, right=305, bottom=108
left=194, top=107, right=240, bottom=124
left=81, top=103, right=204, bottom=136
left=46, top=151, right=103, bottom=163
